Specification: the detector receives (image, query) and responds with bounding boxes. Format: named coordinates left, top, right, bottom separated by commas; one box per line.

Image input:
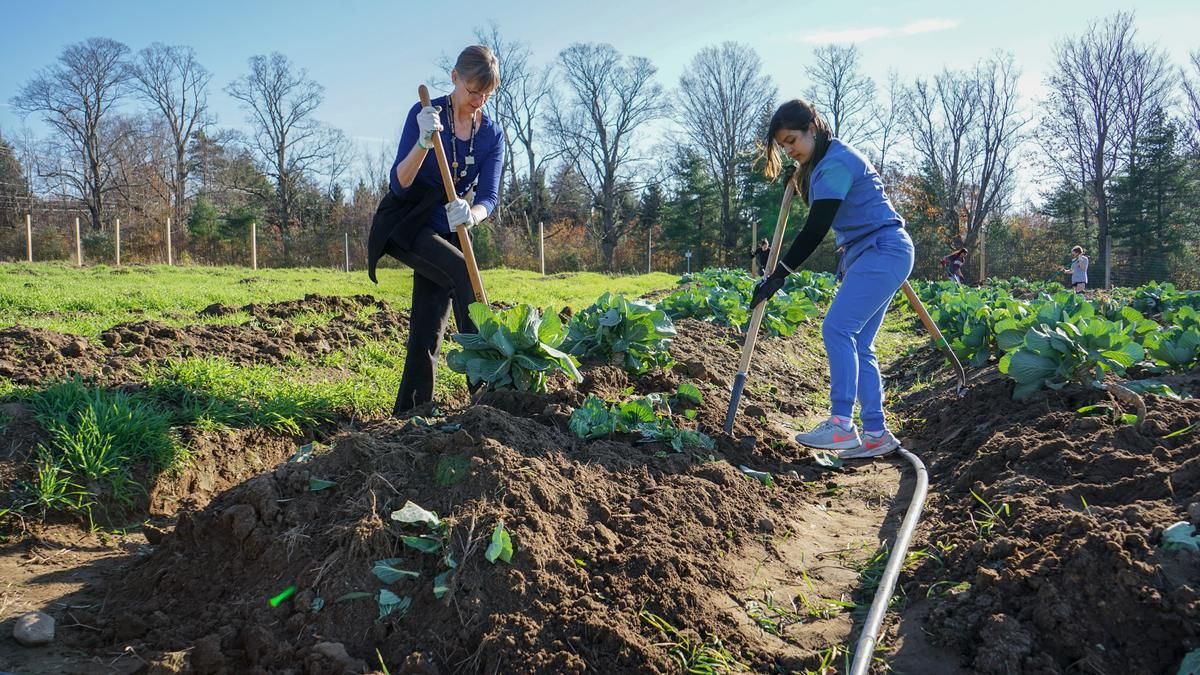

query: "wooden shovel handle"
left=418, top=84, right=488, bottom=305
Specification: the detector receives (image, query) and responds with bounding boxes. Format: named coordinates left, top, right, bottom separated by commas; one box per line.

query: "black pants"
left=386, top=228, right=477, bottom=415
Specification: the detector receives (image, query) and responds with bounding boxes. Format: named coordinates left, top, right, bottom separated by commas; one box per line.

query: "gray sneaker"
left=839, top=430, right=901, bottom=459
left=795, top=418, right=861, bottom=450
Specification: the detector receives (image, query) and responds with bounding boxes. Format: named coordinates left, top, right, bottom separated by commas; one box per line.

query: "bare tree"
left=677, top=42, right=775, bottom=264
left=1121, top=40, right=1174, bottom=169
left=1040, top=12, right=1171, bottom=286
left=907, top=52, right=1024, bottom=256
left=547, top=43, right=668, bottom=270
left=804, top=44, right=877, bottom=146
left=130, top=43, right=211, bottom=231
left=963, top=54, right=1025, bottom=253
left=320, top=129, right=354, bottom=199
left=360, top=142, right=394, bottom=195
left=907, top=67, right=980, bottom=243
left=10, top=37, right=131, bottom=230
left=107, top=115, right=171, bottom=219
left=226, top=52, right=342, bottom=256
left=871, top=70, right=904, bottom=175
left=1184, top=50, right=1200, bottom=149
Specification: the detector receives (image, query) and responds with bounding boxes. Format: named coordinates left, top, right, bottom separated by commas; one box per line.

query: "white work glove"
left=444, top=198, right=481, bottom=232
left=416, top=105, right=442, bottom=149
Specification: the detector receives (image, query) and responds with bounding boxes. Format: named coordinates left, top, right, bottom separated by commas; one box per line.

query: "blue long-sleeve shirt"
left=389, top=95, right=504, bottom=235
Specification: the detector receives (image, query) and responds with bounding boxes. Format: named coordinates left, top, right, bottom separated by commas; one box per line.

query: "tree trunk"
left=89, top=146, right=104, bottom=231
left=175, top=146, right=188, bottom=234
left=1093, top=159, right=1109, bottom=288
left=526, top=146, right=538, bottom=225
left=601, top=220, right=617, bottom=271
left=719, top=174, right=734, bottom=266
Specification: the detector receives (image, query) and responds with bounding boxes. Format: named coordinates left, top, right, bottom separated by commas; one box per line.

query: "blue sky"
left=2, top=0, right=1198, bottom=184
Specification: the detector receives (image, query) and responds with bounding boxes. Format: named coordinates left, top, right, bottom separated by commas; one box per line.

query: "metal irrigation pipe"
left=848, top=446, right=929, bottom=675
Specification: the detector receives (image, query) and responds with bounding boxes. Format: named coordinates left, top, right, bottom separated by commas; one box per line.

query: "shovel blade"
left=724, top=371, right=748, bottom=434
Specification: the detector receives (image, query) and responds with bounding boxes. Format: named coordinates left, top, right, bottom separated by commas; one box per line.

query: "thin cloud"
left=899, top=18, right=959, bottom=35
left=803, top=27, right=892, bottom=44
left=798, top=17, right=959, bottom=44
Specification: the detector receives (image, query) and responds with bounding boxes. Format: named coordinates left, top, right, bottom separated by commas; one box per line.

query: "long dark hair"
left=762, top=99, right=833, bottom=202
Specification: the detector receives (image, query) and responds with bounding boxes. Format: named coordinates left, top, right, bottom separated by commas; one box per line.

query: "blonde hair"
left=761, top=99, right=832, bottom=202
left=454, top=45, right=500, bottom=91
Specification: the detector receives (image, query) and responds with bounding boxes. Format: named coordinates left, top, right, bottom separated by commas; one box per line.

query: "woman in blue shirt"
left=367, top=45, right=505, bottom=415
left=750, top=99, right=914, bottom=459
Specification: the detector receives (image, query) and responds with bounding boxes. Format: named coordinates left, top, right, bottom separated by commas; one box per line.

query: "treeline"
left=2, top=13, right=1199, bottom=284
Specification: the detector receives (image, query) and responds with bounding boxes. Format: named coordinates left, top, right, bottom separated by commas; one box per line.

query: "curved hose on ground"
left=849, top=446, right=929, bottom=675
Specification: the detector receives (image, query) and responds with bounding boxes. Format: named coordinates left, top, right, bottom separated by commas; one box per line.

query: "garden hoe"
left=723, top=178, right=796, bottom=434
left=419, top=84, right=488, bottom=305
left=899, top=281, right=968, bottom=397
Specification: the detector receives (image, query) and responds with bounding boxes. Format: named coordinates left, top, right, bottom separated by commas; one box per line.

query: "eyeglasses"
left=465, top=85, right=493, bottom=102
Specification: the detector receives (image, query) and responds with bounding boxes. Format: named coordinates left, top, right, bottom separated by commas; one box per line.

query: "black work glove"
left=749, top=270, right=787, bottom=310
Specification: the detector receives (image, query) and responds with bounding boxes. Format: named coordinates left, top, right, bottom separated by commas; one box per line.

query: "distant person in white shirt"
left=1064, top=245, right=1088, bottom=293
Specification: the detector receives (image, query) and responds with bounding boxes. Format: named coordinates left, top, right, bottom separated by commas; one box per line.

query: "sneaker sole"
left=795, top=435, right=861, bottom=450
left=839, top=444, right=899, bottom=459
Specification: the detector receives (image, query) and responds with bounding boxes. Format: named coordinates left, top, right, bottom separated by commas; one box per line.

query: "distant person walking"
left=750, top=239, right=770, bottom=277
left=1064, top=245, right=1088, bottom=293
left=940, top=247, right=968, bottom=284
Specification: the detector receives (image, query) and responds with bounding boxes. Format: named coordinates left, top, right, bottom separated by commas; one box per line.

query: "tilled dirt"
left=42, top=312, right=909, bottom=674
left=81, top=405, right=899, bottom=674
left=5, top=291, right=1198, bottom=674
left=889, top=349, right=1200, bottom=675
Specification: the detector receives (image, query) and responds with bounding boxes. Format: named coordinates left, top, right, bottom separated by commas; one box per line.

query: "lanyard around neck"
left=445, top=96, right=477, bottom=181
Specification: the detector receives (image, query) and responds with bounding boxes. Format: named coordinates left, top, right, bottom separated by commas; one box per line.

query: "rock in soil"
left=13, top=611, right=55, bottom=647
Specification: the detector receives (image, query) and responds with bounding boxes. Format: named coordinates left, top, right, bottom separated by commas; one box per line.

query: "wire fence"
left=3, top=209, right=1198, bottom=290
left=0, top=210, right=677, bottom=277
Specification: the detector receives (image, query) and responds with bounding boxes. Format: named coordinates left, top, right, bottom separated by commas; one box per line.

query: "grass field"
left=0, top=263, right=680, bottom=336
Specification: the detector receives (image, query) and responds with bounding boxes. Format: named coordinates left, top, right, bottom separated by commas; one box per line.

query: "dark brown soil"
left=147, top=428, right=305, bottom=517
left=6, top=292, right=1197, bottom=675
left=81, top=405, right=895, bottom=674
left=0, top=400, right=304, bottom=528
left=49, top=315, right=903, bottom=674
left=889, top=347, right=1200, bottom=675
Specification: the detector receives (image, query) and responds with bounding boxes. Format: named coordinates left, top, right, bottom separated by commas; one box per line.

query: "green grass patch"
left=142, top=340, right=466, bottom=426
left=0, top=263, right=678, bottom=337
left=4, top=377, right=184, bottom=521
left=639, top=608, right=747, bottom=673
left=287, top=310, right=339, bottom=328
left=875, top=307, right=928, bottom=367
